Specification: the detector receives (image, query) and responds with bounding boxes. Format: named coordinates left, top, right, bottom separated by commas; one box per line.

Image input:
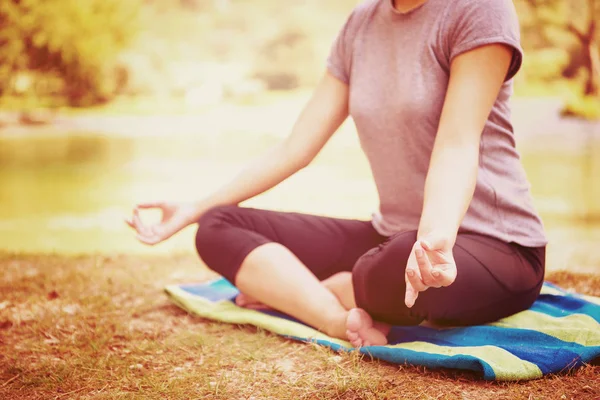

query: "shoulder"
left=440, top=0, right=521, bottom=45
left=449, top=0, right=518, bottom=11
left=344, top=0, right=381, bottom=32
left=441, top=0, right=523, bottom=79
left=353, top=0, right=380, bottom=15
left=446, top=0, right=519, bottom=25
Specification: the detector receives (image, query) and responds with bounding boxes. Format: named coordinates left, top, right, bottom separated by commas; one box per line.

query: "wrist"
left=417, top=228, right=457, bottom=249
left=190, top=197, right=230, bottom=224
left=184, top=201, right=207, bottom=224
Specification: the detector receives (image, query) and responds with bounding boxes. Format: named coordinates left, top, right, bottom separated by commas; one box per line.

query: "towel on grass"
left=165, top=279, right=600, bottom=381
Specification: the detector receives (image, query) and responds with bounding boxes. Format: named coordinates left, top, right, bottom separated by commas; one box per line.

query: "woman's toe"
left=345, top=308, right=388, bottom=347
left=346, top=330, right=359, bottom=342
left=235, top=295, right=247, bottom=306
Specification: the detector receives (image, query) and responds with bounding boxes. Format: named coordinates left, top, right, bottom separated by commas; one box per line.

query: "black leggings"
left=195, top=206, right=545, bottom=326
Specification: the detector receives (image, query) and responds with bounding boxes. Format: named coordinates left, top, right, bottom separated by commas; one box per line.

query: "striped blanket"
left=165, top=279, right=600, bottom=381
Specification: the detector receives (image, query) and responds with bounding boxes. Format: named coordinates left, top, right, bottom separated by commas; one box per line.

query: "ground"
left=0, top=253, right=598, bottom=400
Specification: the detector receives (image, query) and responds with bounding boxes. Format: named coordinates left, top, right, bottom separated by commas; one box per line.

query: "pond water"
left=1, top=110, right=599, bottom=274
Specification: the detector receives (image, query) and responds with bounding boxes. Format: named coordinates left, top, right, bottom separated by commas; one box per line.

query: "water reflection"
left=0, top=135, right=133, bottom=167
left=0, top=130, right=599, bottom=273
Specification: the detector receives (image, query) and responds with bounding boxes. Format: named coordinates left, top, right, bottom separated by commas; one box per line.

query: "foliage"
left=1, top=0, right=599, bottom=115
left=253, top=25, right=319, bottom=90
left=516, top=0, right=600, bottom=97
left=0, top=0, right=140, bottom=106
left=561, top=95, right=600, bottom=119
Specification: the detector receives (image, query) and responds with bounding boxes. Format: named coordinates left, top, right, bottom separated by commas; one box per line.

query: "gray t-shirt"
left=327, top=0, right=547, bottom=247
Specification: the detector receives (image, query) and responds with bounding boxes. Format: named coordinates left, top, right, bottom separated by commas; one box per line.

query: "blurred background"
left=0, top=0, right=598, bottom=273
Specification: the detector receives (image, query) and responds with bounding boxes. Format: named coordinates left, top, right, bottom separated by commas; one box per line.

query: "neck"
left=392, top=0, right=428, bottom=13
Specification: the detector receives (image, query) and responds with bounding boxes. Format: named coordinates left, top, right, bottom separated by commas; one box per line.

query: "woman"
left=127, top=0, right=547, bottom=347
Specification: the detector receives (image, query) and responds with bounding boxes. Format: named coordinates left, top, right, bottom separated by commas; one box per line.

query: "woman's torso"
left=328, top=0, right=548, bottom=247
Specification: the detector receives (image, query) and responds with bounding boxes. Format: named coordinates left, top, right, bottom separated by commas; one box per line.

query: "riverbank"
left=1, top=253, right=598, bottom=399
left=1, top=95, right=599, bottom=144
left=1, top=97, right=600, bottom=272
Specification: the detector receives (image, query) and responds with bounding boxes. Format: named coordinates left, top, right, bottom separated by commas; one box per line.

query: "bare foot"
left=235, top=293, right=272, bottom=310
left=345, top=308, right=390, bottom=347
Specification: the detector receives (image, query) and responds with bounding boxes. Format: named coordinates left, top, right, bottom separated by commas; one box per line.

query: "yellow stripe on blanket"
left=540, top=285, right=566, bottom=296
left=582, top=294, right=600, bottom=306
left=386, top=341, right=542, bottom=381
left=490, top=310, right=600, bottom=346
left=165, top=285, right=352, bottom=348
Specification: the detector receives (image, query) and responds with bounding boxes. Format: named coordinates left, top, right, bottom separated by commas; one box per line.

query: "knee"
left=352, top=230, right=416, bottom=280
left=352, top=231, right=423, bottom=325
left=195, top=205, right=238, bottom=262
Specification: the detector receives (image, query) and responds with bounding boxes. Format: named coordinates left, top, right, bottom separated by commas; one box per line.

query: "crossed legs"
left=195, top=206, right=545, bottom=346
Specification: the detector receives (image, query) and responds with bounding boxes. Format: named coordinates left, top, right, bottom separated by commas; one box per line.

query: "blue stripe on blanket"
left=532, top=295, right=600, bottom=322
left=307, top=336, right=498, bottom=377
left=388, top=325, right=598, bottom=375
left=166, top=279, right=600, bottom=381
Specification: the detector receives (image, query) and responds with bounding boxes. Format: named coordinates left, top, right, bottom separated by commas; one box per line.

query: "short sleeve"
left=327, top=10, right=359, bottom=84
left=445, top=0, right=524, bottom=81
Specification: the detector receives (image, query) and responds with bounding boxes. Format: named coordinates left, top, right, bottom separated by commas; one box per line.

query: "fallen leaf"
left=47, top=291, right=60, bottom=300
left=0, top=320, right=13, bottom=330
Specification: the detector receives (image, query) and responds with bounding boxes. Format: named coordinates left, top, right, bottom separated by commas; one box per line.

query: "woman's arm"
left=404, top=43, right=514, bottom=307
left=418, top=43, right=513, bottom=243
left=128, top=72, right=349, bottom=245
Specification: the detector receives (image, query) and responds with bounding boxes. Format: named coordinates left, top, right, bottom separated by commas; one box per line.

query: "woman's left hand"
left=404, top=234, right=458, bottom=308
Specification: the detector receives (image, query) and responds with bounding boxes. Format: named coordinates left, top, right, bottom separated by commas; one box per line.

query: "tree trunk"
left=584, top=38, right=600, bottom=96
left=583, top=11, right=599, bottom=96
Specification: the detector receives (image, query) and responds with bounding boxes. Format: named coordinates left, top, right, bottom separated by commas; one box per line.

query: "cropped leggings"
left=195, top=206, right=545, bottom=326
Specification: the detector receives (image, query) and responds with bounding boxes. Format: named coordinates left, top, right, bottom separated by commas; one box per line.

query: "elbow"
left=280, top=140, right=314, bottom=171
left=295, top=154, right=313, bottom=170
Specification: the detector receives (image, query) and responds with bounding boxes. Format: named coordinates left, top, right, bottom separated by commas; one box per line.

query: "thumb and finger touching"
left=419, top=233, right=457, bottom=286
left=125, top=203, right=176, bottom=246
left=404, top=234, right=458, bottom=308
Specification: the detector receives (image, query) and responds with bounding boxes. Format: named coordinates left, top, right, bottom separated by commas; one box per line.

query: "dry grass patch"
left=0, top=253, right=598, bottom=399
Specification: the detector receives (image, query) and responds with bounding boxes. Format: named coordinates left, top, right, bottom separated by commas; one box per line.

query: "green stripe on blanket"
left=165, top=280, right=600, bottom=381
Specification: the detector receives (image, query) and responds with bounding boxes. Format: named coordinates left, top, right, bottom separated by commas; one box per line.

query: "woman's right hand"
left=125, top=202, right=199, bottom=245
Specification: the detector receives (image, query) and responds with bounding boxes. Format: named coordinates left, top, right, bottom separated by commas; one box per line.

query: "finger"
left=404, top=280, right=419, bottom=308
left=150, top=225, right=170, bottom=242
left=405, top=264, right=427, bottom=293
left=136, top=234, right=160, bottom=246
left=432, top=267, right=457, bottom=287
left=125, top=218, right=135, bottom=230
left=126, top=213, right=144, bottom=235
left=150, top=225, right=163, bottom=236
left=137, top=202, right=164, bottom=209
left=132, top=208, right=152, bottom=237
left=415, top=244, right=437, bottom=287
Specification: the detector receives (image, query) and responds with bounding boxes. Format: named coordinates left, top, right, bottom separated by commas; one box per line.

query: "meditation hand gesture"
left=404, top=234, right=458, bottom=308
left=125, top=202, right=198, bottom=245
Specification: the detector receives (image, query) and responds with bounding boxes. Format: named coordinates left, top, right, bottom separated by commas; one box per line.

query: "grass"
left=0, top=252, right=599, bottom=400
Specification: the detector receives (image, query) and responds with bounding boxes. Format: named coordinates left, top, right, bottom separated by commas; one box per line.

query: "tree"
left=522, top=0, right=600, bottom=96
left=0, top=0, right=140, bottom=106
